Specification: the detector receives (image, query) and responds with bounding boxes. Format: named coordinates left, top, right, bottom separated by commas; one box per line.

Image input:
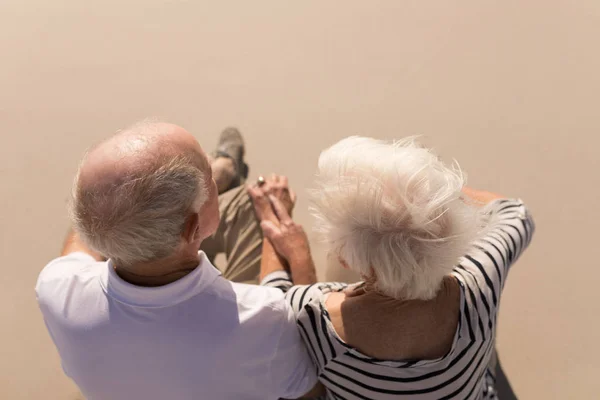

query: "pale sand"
left=1, top=1, right=598, bottom=398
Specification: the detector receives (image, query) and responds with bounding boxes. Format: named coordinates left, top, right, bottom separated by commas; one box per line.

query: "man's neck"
left=114, top=253, right=201, bottom=287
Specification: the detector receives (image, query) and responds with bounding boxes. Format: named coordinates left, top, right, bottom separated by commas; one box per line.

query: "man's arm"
left=61, top=228, right=106, bottom=261
left=284, top=246, right=318, bottom=286
left=258, top=224, right=318, bottom=286
left=269, top=297, right=321, bottom=400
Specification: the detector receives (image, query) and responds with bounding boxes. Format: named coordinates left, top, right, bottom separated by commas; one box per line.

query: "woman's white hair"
left=311, top=136, right=483, bottom=300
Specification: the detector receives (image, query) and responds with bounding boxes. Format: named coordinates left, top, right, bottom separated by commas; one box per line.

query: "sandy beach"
left=1, top=1, right=599, bottom=398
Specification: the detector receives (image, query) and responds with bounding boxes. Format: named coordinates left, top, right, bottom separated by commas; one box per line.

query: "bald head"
left=71, top=120, right=214, bottom=266
left=78, top=122, right=209, bottom=192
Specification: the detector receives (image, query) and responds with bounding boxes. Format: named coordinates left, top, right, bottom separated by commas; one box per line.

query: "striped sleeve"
left=260, top=270, right=294, bottom=292
left=476, top=198, right=535, bottom=281
left=261, top=271, right=347, bottom=301
left=262, top=271, right=347, bottom=316
left=455, top=198, right=534, bottom=335
left=285, top=282, right=347, bottom=315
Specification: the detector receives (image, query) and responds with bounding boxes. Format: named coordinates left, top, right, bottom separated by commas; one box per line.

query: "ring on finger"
left=257, top=176, right=266, bottom=186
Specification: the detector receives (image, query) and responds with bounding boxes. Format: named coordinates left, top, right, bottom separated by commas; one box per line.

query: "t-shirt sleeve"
left=35, top=252, right=101, bottom=379
left=268, top=299, right=319, bottom=399
left=36, top=252, right=99, bottom=301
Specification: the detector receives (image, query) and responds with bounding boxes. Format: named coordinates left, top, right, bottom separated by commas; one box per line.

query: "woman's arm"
left=247, top=177, right=317, bottom=286
left=259, top=238, right=289, bottom=282
left=462, top=186, right=504, bottom=206
left=260, top=196, right=317, bottom=285
left=459, top=186, right=535, bottom=292
left=247, top=181, right=290, bottom=281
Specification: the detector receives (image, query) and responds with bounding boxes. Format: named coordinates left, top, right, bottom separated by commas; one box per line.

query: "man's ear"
left=182, top=213, right=201, bottom=243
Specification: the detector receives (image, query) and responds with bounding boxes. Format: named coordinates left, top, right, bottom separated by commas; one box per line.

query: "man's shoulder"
left=36, top=252, right=104, bottom=304
left=212, top=279, right=292, bottom=325
left=230, top=280, right=288, bottom=310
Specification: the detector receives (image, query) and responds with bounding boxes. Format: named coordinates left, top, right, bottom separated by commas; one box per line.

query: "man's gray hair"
left=69, top=123, right=208, bottom=266
left=311, top=136, right=484, bottom=301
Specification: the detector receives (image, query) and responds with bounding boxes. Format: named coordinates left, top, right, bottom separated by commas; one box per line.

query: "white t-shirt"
left=36, top=251, right=317, bottom=400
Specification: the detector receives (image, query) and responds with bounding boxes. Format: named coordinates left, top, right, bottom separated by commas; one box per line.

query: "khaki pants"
left=200, top=186, right=262, bottom=284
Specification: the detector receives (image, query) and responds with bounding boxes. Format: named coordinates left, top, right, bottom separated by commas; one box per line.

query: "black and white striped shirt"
left=262, top=199, right=534, bottom=399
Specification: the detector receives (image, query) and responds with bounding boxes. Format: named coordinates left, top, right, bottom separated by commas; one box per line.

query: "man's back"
left=36, top=252, right=316, bottom=400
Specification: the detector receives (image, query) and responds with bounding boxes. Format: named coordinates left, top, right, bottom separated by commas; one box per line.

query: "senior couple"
left=36, top=121, right=534, bottom=399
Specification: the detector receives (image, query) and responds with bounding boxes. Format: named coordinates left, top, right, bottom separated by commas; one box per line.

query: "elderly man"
left=35, top=121, right=320, bottom=400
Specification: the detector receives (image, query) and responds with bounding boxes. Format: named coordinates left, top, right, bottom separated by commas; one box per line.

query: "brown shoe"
left=213, top=127, right=249, bottom=189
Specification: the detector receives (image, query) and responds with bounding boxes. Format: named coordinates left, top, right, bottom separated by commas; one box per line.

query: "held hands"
left=247, top=175, right=311, bottom=263
left=247, top=174, right=296, bottom=222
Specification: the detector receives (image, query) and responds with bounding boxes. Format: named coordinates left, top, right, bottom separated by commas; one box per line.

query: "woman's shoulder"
left=285, top=281, right=350, bottom=312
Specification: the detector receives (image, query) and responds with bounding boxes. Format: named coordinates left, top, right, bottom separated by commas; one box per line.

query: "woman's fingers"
left=268, top=195, right=292, bottom=224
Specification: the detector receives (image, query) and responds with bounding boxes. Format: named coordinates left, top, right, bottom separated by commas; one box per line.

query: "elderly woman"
left=249, top=137, right=534, bottom=400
